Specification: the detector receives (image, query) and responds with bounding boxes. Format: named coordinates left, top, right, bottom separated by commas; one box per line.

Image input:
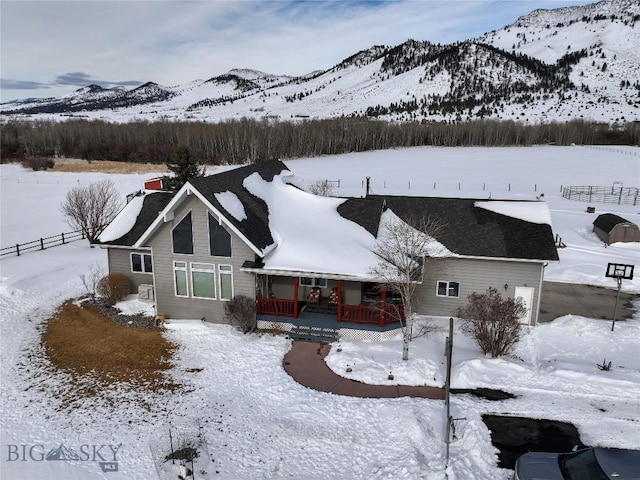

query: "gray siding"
left=148, top=195, right=256, bottom=323
left=414, top=257, right=544, bottom=323
left=107, top=248, right=154, bottom=293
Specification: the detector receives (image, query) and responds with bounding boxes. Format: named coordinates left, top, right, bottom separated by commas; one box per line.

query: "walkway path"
left=283, top=340, right=445, bottom=400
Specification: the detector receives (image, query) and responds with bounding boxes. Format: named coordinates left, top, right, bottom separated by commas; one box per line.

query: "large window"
left=436, top=281, right=460, bottom=298
left=300, top=277, right=327, bottom=288
left=219, top=265, right=233, bottom=300
left=209, top=214, right=231, bottom=257
left=172, top=212, right=193, bottom=255
left=192, top=263, right=216, bottom=299
left=174, top=261, right=188, bottom=297
left=131, top=253, right=152, bottom=273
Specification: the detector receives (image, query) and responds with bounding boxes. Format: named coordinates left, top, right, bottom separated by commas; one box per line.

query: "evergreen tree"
left=164, top=146, right=204, bottom=191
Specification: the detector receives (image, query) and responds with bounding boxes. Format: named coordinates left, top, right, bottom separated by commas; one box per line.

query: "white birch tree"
left=370, top=210, right=446, bottom=360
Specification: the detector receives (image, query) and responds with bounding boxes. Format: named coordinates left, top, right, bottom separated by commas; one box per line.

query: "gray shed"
left=593, top=214, right=640, bottom=245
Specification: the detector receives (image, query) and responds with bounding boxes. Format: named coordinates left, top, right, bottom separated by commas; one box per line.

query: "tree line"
left=1, top=118, right=638, bottom=165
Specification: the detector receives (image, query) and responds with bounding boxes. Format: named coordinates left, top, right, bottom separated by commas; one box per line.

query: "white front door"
left=514, top=287, right=535, bottom=325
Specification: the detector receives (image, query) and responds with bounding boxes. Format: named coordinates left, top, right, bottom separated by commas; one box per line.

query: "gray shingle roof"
left=188, top=159, right=288, bottom=251
left=338, top=195, right=559, bottom=261
left=593, top=213, right=635, bottom=233
left=100, top=161, right=558, bottom=263
left=98, top=191, right=174, bottom=246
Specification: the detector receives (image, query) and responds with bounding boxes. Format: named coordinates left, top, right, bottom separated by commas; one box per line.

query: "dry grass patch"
left=51, top=158, right=168, bottom=174
left=42, top=300, right=178, bottom=391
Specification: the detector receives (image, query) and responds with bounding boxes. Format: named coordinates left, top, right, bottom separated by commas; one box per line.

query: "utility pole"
left=444, top=317, right=454, bottom=472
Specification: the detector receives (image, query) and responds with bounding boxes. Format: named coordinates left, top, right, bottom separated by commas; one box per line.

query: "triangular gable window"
left=209, top=213, right=231, bottom=257
left=172, top=212, right=193, bottom=254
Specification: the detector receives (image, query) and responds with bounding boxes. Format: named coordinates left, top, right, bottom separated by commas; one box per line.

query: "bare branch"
left=60, top=179, right=123, bottom=242
left=369, top=211, right=445, bottom=360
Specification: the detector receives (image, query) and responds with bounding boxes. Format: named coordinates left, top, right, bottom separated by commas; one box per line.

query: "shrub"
left=309, top=179, right=336, bottom=197
left=457, top=287, right=526, bottom=357
left=96, top=273, right=130, bottom=306
left=224, top=295, right=257, bottom=333
left=22, top=157, right=55, bottom=171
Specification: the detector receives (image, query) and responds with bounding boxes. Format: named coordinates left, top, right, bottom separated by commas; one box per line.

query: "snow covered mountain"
left=1, top=0, right=638, bottom=124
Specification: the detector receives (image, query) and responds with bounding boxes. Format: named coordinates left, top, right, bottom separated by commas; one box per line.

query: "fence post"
left=40, top=238, right=44, bottom=250
left=61, top=232, right=65, bottom=244
left=16, top=244, right=20, bottom=257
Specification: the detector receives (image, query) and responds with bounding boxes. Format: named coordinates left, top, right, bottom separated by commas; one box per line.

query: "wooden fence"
left=1, top=230, right=85, bottom=258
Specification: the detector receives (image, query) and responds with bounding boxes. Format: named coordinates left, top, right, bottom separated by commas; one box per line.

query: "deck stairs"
left=290, top=325, right=339, bottom=343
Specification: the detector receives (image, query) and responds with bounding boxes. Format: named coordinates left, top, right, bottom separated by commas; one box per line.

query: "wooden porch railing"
left=339, top=303, right=403, bottom=327
left=256, top=296, right=296, bottom=317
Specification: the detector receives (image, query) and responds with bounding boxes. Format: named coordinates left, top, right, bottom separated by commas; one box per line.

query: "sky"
left=1, top=0, right=596, bottom=103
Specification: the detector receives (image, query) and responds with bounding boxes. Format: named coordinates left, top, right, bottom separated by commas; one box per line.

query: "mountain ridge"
left=2, top=0, right=638, bottom=124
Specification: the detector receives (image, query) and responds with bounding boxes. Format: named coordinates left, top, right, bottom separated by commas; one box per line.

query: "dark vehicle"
left=514, top=447, right=640, bottom=480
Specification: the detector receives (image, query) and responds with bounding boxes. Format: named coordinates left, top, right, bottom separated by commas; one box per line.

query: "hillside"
left=1, top=0, right=638, bottom=124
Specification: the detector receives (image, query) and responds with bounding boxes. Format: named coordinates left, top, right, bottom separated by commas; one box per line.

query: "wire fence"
left=562, top=185, right=640, bottom=206
left=0, top=230, right=85, bottom=258
left=582, top=145, right=640, bottom=157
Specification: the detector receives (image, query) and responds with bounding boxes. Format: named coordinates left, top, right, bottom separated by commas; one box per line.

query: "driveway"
left=539, top=281, right=638, bottom=323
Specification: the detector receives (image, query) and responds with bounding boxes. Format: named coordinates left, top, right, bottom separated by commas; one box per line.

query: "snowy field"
left=1, top=145, right=639, bottom=479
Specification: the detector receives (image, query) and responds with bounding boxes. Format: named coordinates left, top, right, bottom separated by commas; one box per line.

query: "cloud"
left=0, top=79, right=52, bottom=90
left=54, top=72, right=142, bottom=87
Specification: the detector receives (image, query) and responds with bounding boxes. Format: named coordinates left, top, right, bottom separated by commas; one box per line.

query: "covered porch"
left=254, top=275, right=404, bottom=328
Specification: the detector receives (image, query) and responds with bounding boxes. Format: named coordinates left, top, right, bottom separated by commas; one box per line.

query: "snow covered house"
left=95, top=160, right=559, bottom=337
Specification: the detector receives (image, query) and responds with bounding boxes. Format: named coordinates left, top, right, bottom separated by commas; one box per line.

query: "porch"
left=255, top=278, right=404, bottom=329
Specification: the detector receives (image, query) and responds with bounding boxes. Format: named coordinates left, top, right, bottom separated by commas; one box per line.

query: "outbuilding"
left=593, top=213, right=640, bottom=245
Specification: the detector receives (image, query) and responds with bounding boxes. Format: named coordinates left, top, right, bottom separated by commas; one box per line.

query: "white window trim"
left=191, top=262, right=217, bottom=300
left=208, top=212, right=232, bottom=258
left=218, top=264, right=233, bottom=301
left=436, top=280, right=460, bottom=298
left=300, top=277, right=327, bottom=288
left=173, top=261, right=189, bottom=298
left=130, top=253, right=153, bottom=274
left=171, top=210, right=194, bottom=255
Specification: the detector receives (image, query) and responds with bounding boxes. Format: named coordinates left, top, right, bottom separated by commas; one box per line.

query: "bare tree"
left=369, top=211, right=445, bottom=360
left=309, top=179, right=336, bottom=197
left=60, top=179, right=123, bottom=242
left=457, top=287, right=526, bottom=357
left=80, top=262, right=104, bottom=300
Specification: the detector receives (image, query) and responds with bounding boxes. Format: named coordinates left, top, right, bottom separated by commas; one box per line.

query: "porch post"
left=337, top=280, right=343, bottom=322
left=294, top=277, right=299, bottom=318
left=380, top=284, right=387, bottom=327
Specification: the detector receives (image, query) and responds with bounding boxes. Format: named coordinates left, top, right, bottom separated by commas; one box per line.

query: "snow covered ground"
left=1, top=145, right=639, bottom=479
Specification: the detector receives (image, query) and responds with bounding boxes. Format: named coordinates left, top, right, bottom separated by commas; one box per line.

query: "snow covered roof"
left=101, top=160, right=558, bottom=274
left=339, top=195, right=559, bottom=262
left=96, top=191, right=174, bottom=246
